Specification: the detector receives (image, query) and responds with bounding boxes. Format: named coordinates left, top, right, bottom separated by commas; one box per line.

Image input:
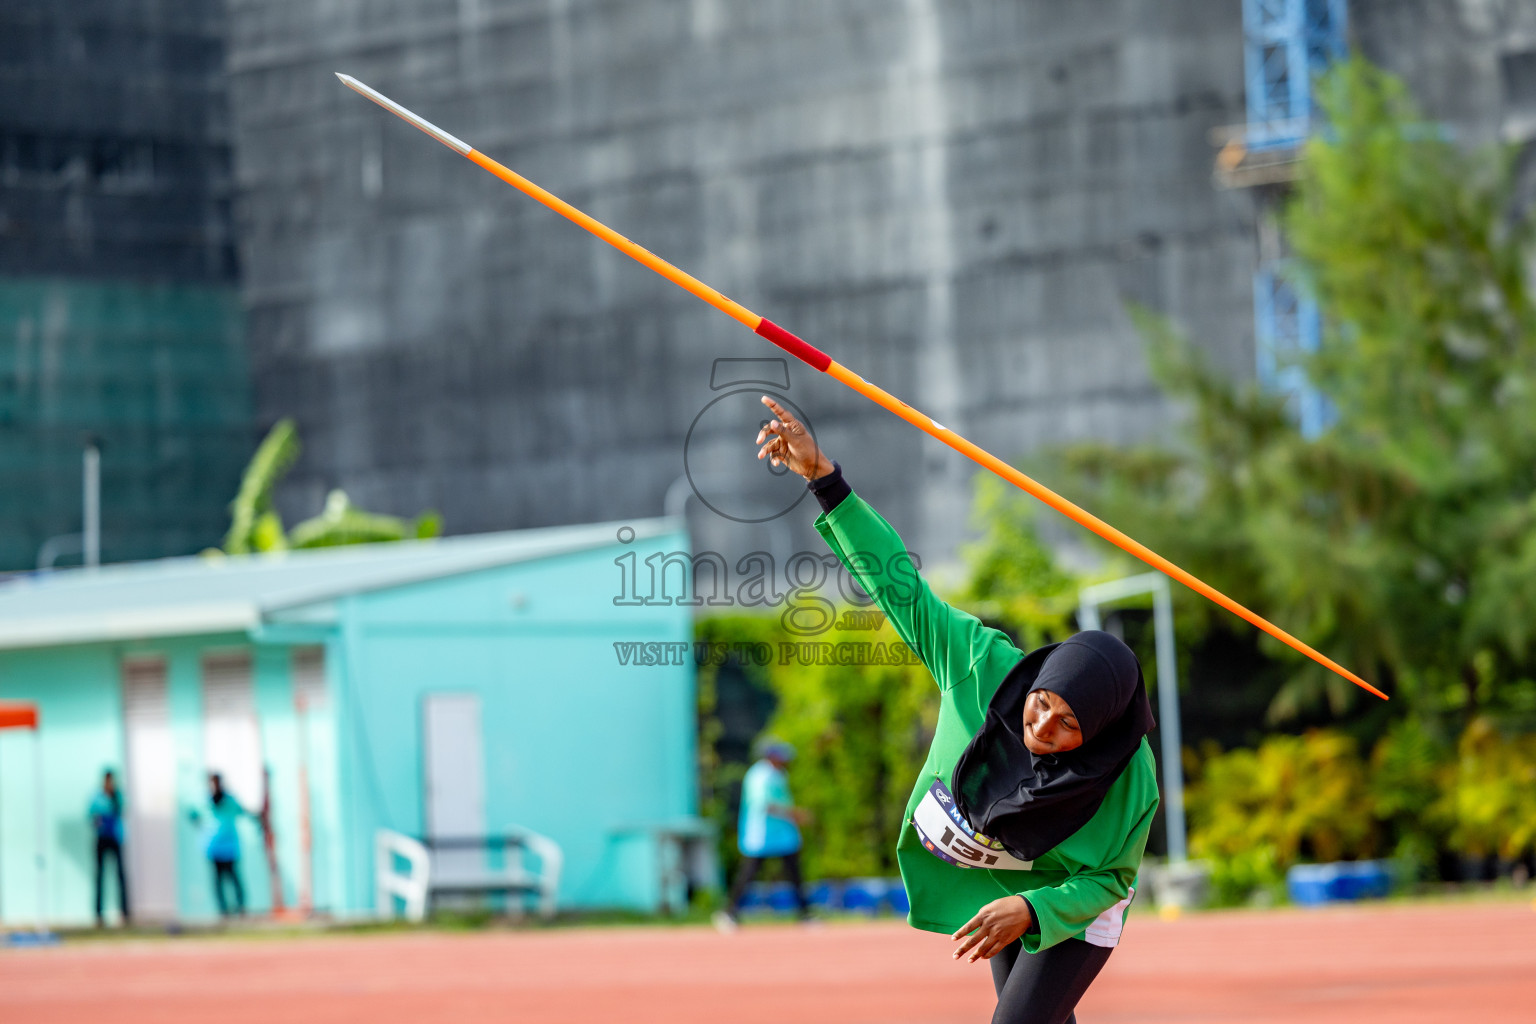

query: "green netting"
left=0, top=276, right=252, bottom=570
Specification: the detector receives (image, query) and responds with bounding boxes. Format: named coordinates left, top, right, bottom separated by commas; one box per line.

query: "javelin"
left=336, top=73, right=1386, bottom=702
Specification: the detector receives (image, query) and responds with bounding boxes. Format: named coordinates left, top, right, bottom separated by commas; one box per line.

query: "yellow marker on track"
left=337, top=73, right=1387, bottom=702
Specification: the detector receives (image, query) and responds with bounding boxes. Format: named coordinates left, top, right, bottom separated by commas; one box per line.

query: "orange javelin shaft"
left=337, top=73, right=1386, bottom=701
left=822, top=362, right=1385, bottom=699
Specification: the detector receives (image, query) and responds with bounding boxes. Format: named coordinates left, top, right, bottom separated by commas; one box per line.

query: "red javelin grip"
left=755, top=318, right=832, bottom=373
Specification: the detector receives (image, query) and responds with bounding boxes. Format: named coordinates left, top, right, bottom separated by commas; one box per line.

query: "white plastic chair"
left=375, top=829, right=431, bottom=922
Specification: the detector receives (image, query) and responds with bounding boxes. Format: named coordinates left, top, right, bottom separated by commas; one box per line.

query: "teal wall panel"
left=0, top=276, right=251, bottom=570
left=339, top=535, right=696, bottom=913
left=0, top=645, right=122, bottom=927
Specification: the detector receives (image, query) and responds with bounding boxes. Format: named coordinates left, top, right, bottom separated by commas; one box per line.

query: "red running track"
left=2, top=901, right=1533, bottom=1023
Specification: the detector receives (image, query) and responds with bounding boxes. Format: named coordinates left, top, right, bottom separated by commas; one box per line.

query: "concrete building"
left=7, top=3, right=1534, bottom=575
left=0, top=1, right=253, bottom=571
left=222, top=0, right=1536, bottom=577
left=0, top=518, right=697, bottom=927
left=225, top=0, right=1260, bottom=575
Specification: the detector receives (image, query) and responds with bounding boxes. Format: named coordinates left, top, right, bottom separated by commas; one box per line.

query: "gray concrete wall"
left=1353, top=0, right=1536, bottom=147
left=0, top=0, right=238, bottom=281
left=225, top=0, right=1263, bottom=573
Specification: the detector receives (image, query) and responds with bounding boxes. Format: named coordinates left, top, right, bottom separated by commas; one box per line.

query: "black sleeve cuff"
left=808, top=461, right=851, bottom=514
left=1022, top=896, right=1040, bottom=936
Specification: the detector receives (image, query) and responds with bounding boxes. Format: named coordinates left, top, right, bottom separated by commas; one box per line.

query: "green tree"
left=1037, top=56, right=1536, bottom=727
left=956, top=475, right=1081, bottom=650
left=1368, top=716, right=1453, bottom=872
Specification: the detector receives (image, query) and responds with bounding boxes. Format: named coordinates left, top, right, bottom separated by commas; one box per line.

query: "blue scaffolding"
left=1244, top=0, right=1346, bottom=437
left=1253, top=263, right=1332, bottom=437
left=1243, top=0, right=1349, bottom=150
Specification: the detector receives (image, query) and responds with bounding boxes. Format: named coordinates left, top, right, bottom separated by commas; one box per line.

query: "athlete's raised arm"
left=755, top=397, right=1020, bottom=692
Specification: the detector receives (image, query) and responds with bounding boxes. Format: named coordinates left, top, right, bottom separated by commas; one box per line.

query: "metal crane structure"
left=1217, top=0, right=1348, bottom=438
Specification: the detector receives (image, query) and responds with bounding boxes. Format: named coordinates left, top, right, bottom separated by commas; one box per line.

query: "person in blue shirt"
left=715, top=739, right=811, bottom=930
left=88, top=769, right=130, bottom=927
left=189, top=773, right=252, bottom=917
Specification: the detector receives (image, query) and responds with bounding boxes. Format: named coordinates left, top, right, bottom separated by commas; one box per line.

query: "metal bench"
left=375, top=826, right=562, bottom=922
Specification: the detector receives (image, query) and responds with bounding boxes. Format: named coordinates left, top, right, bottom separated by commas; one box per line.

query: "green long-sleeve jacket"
left=815, top=491, right=1160, bottom=951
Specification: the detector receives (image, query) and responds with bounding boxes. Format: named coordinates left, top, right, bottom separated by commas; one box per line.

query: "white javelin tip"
left=334, top=72, right=472, bottom=156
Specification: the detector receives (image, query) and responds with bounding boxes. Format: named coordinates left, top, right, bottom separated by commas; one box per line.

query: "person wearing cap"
left=714, top=739, right=811, bottom=930
left=754, top=398, right=1160, bottom=1024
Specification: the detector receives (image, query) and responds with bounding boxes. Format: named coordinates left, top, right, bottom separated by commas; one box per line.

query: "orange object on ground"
left=336, top=74, right=1386, bottom=702
left=0, top=701, right=38, bottom=730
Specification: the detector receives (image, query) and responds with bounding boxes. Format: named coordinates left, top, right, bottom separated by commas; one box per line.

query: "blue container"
left=736, top=881, right=785, bottom=912
left=1286, top=860, right=1391, bottom=906
left=841, top=878, right=889, bottom=914
left=734, top=884, right=764, bottom=911
left=1342, top=861, right=1392, bottom=900
left=763, top=882, right=801, bottom=912
left=808, top=881, right=843, bottom=910
left=884, top=882, right=910, bottom=916
left=741, top=880, right=838, bottom=914
left=4, top=932, right=59, bottom=947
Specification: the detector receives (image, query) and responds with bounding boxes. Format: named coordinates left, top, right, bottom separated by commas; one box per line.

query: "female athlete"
left=754, top=396, right=1159, bottom=1024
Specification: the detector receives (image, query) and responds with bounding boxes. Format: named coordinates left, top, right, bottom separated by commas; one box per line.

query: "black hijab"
left=951, top=631, right=1156, bottom=861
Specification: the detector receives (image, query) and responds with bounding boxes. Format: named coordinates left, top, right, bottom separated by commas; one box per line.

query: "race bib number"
left=912, top=778, right=1034, bottom=871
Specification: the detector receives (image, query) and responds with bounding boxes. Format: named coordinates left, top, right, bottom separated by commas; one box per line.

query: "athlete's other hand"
left=755, top=396, right=834, bottom=482
left=951, top=896, right=1033, bottom=963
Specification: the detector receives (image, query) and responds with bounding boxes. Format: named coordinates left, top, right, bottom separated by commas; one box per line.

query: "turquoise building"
left=0, top=518, right=699, bottom=927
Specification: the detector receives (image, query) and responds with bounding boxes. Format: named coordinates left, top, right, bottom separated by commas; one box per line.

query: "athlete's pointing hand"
left=755, top=396, right=834, bottom=481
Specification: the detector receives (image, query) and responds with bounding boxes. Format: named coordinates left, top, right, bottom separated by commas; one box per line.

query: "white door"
left=122, top=656, right=177, bottom=919
left=291, top=647, right=327, bottom=911
left=423, top=693, right=485, bottom=882
left=201, top=653, right=264, bottom=818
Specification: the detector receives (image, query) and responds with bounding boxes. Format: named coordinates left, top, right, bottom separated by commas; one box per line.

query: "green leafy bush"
left=1189, top=719, right=1536, bottom=902
left=1186, top=730, right=1377, bottom=903
left=695, top=611, right=939, bottom=881
left=1369, top=718, right=1453, bottom=876
left=694, top=614, right=784, bottom=883
left=764, top=619, right=940, bottom=879
left=1434, top=717, right=1536, bottom=861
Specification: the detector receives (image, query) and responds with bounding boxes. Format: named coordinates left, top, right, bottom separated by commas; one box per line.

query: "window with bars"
left=1243, top=0, right=1349, bottom=149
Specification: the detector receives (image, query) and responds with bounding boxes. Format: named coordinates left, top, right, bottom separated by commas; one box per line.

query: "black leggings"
left=212, top=859, right=245, bottom=916
left=988, top=937, right=1112, bottom=1024
left=725, top=851, right=810, bottom=918
left=94, top=837, right=130, bottom=921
